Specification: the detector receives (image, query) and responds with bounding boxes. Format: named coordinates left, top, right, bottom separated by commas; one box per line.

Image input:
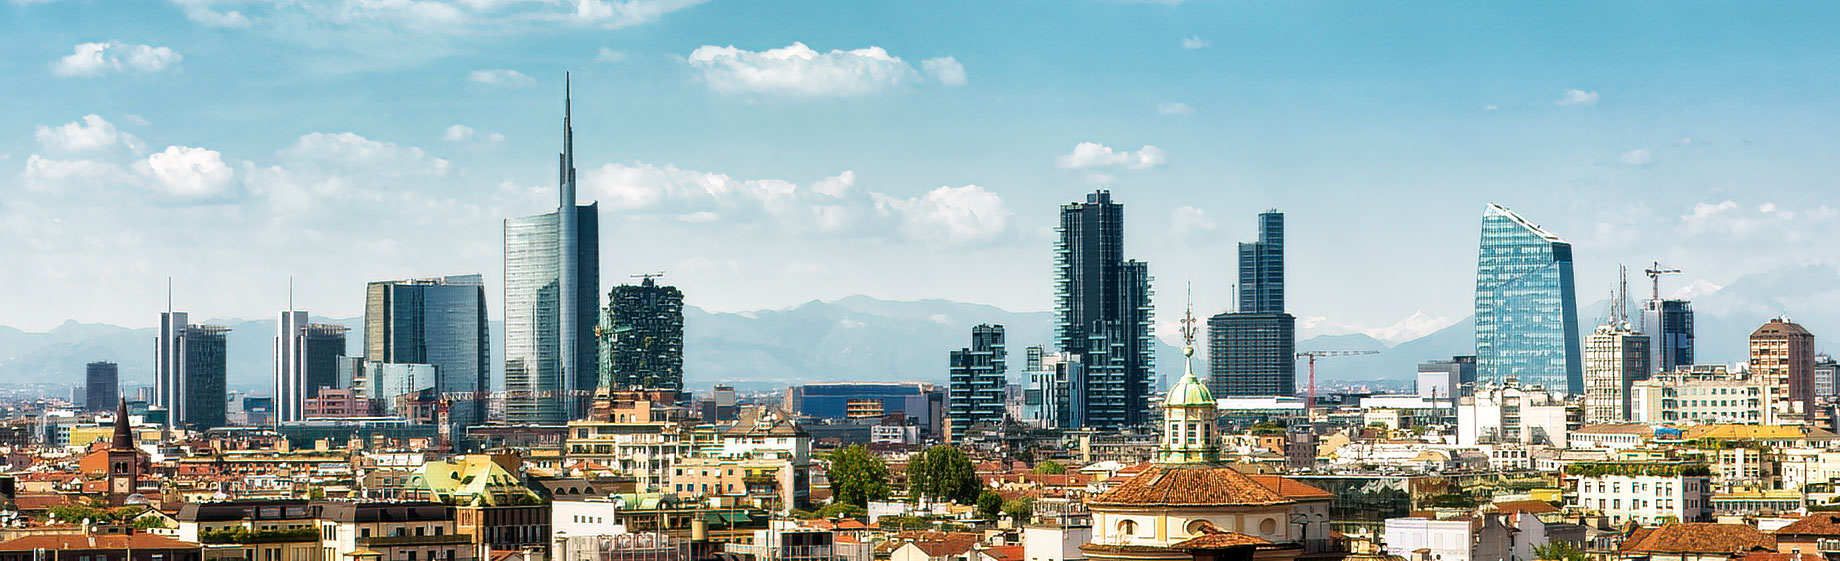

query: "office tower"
left=598, top=275, right=685, bottom=391
left=504, top=77, right=601, bottom=425
left=1238, top=210, right=1285, bottom=314
left=1417, top=356, right=1477, bottom=400
left=1055, top=190, right=1154, bottom=429
left=156, top=311, right=230, bottom=430
left=274, top=310, right=349, bottom=423
left=948, top=324, right=1008, bottom=437
left=1751, top=317, right=1816, bottom=417
left=1641, top=299, right=1695, bottom=375
left=1208, top=210, right=1296, bottom=397
left=1816, top=355, right=1838, bottom=401
left=1473, top=204, right=1583, bottom=395
left=1583, top=324, right=1651, bottom=423
left=366, top=275, right=491, bottom=427
left=85, top=362, right=119, bottom=412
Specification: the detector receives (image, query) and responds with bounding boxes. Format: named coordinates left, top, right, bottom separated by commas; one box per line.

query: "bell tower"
left=106, top=398, right=142, bottom=505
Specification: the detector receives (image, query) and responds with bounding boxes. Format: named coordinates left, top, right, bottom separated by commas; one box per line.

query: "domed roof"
left=1165, top=344, right=1213, bottom=408
left=1088, top=465, right=1292, bottom=508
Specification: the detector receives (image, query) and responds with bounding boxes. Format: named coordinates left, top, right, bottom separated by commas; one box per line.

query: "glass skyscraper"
left=504, top=76, right=600, bottom=425
left=1055, top=190, right=1154, bottom=429
left=365, top=274, right=491, bottom=428
left=274, top=310, right=349, bottom=423
left=156, top=311, right=230, bottom=430
left=948, top=323, right=1008, bottom=436
left=1210, top=210, right=1295, bottom=397
left=1642, top=299, right=1694, bottom=374
left=1473, top=204, right=1583, bottom=394
left=599, top=275, right=685, bottom=391
left=1237, top=210, right=1285, bottom=314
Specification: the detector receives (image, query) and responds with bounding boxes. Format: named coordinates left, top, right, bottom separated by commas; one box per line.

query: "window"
left=1116, top=520, right=1138, bottom=538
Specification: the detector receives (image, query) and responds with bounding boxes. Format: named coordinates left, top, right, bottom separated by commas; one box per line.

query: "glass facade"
left=1642, top=299, right=1695, bottom=375
left=365, top=274, right=491, bottom=428
left=1055, top=191, right=1154, bottom=429
left=948, top=324, right=1007, bottom=435
left=1473, top=204, right=1583, bottom=394
left=1238, top=210, right=1285, bottom=314
left=1206, top=312, right=1296, bottom=397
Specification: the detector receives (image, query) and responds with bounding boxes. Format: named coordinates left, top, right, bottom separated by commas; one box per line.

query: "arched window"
left=1116, top=519, right=1138, bottom=539
left=1184, top=519, right=1213, bottom=536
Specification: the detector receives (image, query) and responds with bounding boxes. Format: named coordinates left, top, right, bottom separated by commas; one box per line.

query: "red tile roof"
left=1247, top=475, right=1333, bottom=499
left=1776, top=514, right=1840, bottom=537
left=1620, top=523, right=1776, bottom=555
left=1088, top=465, right=1293, bottom=508
left=1490, top=500, right=1559, bottom=514
left=982, top=545, right=1024, bottom=561
left=1171, top=532, right=1272, bottom=550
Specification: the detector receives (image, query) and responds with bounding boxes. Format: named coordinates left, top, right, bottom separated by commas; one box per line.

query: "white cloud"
left=1618, top=148, right=1654, bottom=166
left=1557, top=88, right=1599, bottom=106
left=174, top=0, right=253, bottom=28
left=1058, top=142, right=1167, bottom=170
left=581, top=162, right=1010, bottom=244
left=487, top=132, right=505, bottom=142
left=280, top=132, right=451, bottom=176
left=1181, top=35, right=1209, bottom=49
left=51, top=42, right=182, bottom=77
left=20, top=155, right=130, bottom=192
left=467, top=69, right=535, bottom=87
left=596, top=48, right=629, bottom=62
left=443, top=125, right=475, bottom=142
left=1170, top=206, right=1215, bottom=236
left=575, top=0, right=708, bottom=28
left=1483, top=104, right=1500, bottom=111
left=921, top=56, right=966, bottom=86
left=1156, top=102, right=1194, bottom=116
left=687, top=42, right=940, bottom=98
left=35, top=115, right=143, bottom=153
left=134, top=146, right=239, bottom=199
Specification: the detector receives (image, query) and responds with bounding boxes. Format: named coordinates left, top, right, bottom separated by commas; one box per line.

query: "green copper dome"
left=1165, top=345, right=1214, bottom=407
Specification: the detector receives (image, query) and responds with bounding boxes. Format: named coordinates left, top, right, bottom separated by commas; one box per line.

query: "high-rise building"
left=948, top=324, right=1008, bottom=437
left=504, top=77, right=601, bottom=425
left=1237, top=210, right=1285, bottom=314
left=365, top=275, right=490, bottom=427
left=1583, top=323, right=1651, bottom=424
left=1055, top=190, right=1154, bottom=429
left=1473, top=204, right=1583, bottom=394
left=85, top=361, right=118, bottom=412
left=274, top=310, right=350, bottom=423
left=157, top=312, right=229, bottom=431
left=1816, top=354, right=1838, bottom=401
left=1208, top=210, right=1295, bottom=397
left=1642, top=299, right=1695, bottom=375
left=1750, top=317, right=1816, bottom=418
left=598, top=275, right=685, bottom=391
left=1416, top=356, right=1477, bottom=400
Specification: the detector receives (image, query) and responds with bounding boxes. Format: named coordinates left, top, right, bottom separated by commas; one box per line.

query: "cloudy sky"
left=4, top=1, right=1840, bottom=342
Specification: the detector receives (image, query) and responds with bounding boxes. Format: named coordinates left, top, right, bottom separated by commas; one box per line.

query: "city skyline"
left=7, top=2, right=1840, bottom=339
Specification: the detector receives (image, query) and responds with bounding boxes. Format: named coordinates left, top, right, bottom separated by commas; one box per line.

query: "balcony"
left=358, top=534, right=473, bottom=547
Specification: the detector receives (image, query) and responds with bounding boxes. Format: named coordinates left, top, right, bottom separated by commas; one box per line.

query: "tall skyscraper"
left=1237, top=210, right=1285, bottom=314
left=274, top=310, right=349, bottom=423
left=948, top=324, right=1008, bottom=437
left=1209, top=210, right=1296, bottom=397
left=599, top=275, right=685, bottom=391
left=504, top=76, right=601, bottom=425
left=85, top=361, right=118, bottom=412
left=157, top=312, right=229, bottom=431
left=1055, top=190, right=1154, bottom=429
left=1750, top=317, right=1815, bottom=417
left=1473, top=204, right=1582, bottom=395
left=1642, top=299, right=1695, bottom=374
left=365, top=275, right=491, bottom=427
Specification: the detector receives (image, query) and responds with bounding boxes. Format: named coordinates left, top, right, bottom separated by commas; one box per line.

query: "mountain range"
left=4, top=264, right=1838, bottom=395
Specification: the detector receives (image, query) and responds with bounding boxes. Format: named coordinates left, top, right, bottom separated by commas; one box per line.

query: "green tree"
left=976, top=490, right=1004, bottom=519
left=817, top=502, right=867, bottom=519
left=1033, top=461, right=1066, bottom=475
left=906, top=445, right=980, bottom=505
left=133, top=516, right=170, bottom=530
left=1533, top=541, right=1588, bottom=561
left=829, top=445, right=891, bottom=507
left=1001, top=498, right=1034, bottom=522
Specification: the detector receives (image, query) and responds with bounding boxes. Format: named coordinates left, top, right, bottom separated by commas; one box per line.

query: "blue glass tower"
left=1474, top=204, right=1583, bottom=394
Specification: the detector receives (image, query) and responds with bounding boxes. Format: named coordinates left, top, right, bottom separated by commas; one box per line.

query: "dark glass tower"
left=1474, top=204, right=1582, bottom=394
left=504, top=75, right=601, bottom=424
left=1642, top=299, right=1694, bottom=374
left=85, top=361, right=118, bottom=412
left=1237, top=210, right=1285, bottom=314
left=1055, top=190, right=1154, bottom=429
left=948, top=324, right=1008, bottom=436
left=156, top=311, right=229, bottom=430
left=366, top=274, right=491, bottom=428
left=599, top=276, right=686, bottom=391
left=1209, top=210, right=1296, bottom=397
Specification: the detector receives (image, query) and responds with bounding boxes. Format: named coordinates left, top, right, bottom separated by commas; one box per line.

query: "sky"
left=4, top=1, right=1840, bottom=342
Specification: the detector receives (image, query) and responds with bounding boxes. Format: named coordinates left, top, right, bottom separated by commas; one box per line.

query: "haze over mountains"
left=4, top=264, right=1838, bottom=395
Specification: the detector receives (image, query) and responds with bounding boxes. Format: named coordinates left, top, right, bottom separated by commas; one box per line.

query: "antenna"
left=1180, top=282, right=1197, bottom=349
left=166, top=277, right=172, bottom=314
left=288, top=276, right=294, bottom=313
left=1613, top=264, right=1629, bottom=326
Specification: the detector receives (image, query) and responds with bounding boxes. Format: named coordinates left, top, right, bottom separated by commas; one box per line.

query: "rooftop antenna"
left=288, top=276, right=294, bottom=313
left=1613, top=264, right=1629, bottom=327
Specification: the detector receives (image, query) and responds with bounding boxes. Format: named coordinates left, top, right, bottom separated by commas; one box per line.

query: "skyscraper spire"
left=560, top=71, right=575, bottom=208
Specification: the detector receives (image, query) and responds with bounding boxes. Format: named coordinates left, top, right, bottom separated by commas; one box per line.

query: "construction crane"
left=1644, top=261, right=1681, bottom=302
left=630, top=272, right=667, bottom=283
left=1296, top=350, right=1380, bottom=416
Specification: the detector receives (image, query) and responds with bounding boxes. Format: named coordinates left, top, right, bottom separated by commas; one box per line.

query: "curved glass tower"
left=1474, top=204, right=1582, bottom=395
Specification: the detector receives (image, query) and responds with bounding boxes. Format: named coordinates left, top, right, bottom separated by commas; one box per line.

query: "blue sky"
left=5, top=1, right=1840, bottom=344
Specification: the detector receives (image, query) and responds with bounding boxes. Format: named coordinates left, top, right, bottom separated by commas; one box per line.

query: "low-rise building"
left=1569, top=462, right=1712, bottom=525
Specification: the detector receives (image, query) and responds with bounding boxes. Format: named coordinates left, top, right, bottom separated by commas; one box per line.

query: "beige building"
left=1751, top=317, right=1816, bottom=420
left=1630, top=366, right=1772, bottom=425
left=1584, top=321, right=1650, bottom=424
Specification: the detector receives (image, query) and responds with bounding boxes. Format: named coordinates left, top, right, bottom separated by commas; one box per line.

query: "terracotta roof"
left=894, top=531, right=981, bottom=557
left=1775, top=514, right=1840, bottom=537
left=1490, top=500, right=1559, bottom=514
left=1620, top=523, right=1776, bottom=555
left=0, top=534, right=197, bottom=552
left=12, top=493, right=70, bottom=510
left=1743, top=553, right=1823, bottom=561
left=982, top=545, right=1025, bottom=561
left=1247, top=475, right=1333, bottom=499
left=1088, top=465, right=1293, bottom=507
left=1171, top=532, right=1272, bottom=550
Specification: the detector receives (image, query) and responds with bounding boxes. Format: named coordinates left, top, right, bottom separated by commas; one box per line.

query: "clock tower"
left=105, top=398, right=142, bottom=505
